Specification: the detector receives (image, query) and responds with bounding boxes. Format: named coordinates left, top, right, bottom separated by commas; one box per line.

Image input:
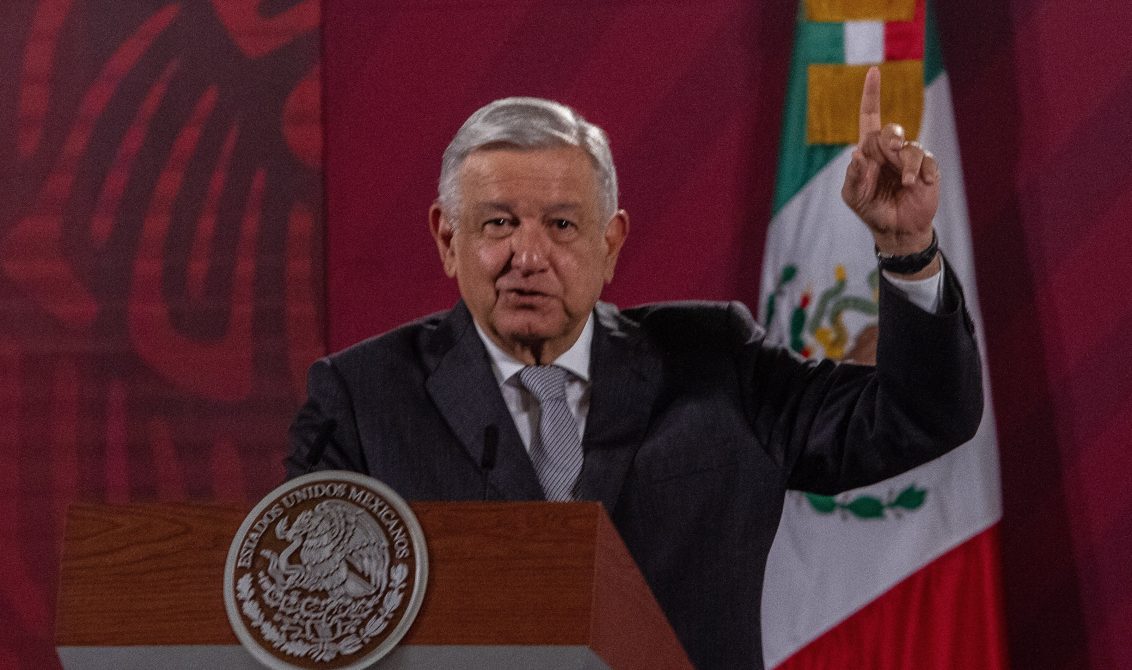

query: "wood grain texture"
left=56, top=501, right=690, bottom=668
left=56, top=503, right=245, bottom=645
left=590, top=508, right=693, bottom=668
left=406, top=502, right=599, bottom=645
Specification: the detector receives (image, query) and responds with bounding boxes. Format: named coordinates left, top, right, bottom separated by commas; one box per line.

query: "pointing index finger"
left=858, top=66, right=881, bottom=146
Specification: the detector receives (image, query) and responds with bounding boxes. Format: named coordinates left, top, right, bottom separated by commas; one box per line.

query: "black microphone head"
left=481, top=424, right=499, bottom=471
left=317, top=418, right=338, bottom=440
left=304, top=418, right=338, bottom=472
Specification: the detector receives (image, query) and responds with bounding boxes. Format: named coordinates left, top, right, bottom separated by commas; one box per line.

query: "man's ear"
left=429, top=203, right=457, bottom=278
left=602, top=209, right=629, bottom=283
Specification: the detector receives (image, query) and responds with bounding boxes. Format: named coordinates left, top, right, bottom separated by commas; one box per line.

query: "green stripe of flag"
left=924, top=2, right=943, bottom=85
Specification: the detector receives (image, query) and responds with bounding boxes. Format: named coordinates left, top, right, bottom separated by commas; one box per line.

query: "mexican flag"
left=758, top=1, right=1007, bottom=667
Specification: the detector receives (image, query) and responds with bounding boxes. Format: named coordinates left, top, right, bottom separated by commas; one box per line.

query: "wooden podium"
left=56, top=501, right=692, bottom=669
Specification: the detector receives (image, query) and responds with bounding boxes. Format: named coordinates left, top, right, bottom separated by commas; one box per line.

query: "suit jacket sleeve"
left=747, top=261, right=983, bottom=494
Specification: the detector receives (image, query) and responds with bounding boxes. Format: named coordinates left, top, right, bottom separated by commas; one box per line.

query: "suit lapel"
left=424, top=303, right=544, bottom=501
left=578, top=302, right=661, bottom=513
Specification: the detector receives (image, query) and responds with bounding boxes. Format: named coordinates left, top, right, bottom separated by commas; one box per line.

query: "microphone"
left=304, top=419, right=338, bottom=473
left=480, top=424, right=498, bottom=501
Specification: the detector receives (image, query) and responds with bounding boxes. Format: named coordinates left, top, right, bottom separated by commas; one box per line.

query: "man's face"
left=429, top=145, right=628, bottom=364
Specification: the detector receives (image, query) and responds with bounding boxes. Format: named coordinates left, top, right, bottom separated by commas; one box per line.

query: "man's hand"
left=841, top=67, right=940, bottom=274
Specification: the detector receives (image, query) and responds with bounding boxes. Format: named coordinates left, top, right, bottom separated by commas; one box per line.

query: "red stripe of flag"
left=885, top=0, right=925, bottom=60
left=776, top=525, right=1008, bottom=670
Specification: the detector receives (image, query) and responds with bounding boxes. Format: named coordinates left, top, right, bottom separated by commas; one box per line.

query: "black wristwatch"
left=875, top=229, right=938, bottom=274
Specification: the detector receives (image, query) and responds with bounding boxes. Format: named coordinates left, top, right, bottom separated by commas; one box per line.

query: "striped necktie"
left=518, top=365, right=583, bottom=501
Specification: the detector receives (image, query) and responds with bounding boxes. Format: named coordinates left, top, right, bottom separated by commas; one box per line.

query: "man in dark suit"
left=287, top=69, right=983, bottom=668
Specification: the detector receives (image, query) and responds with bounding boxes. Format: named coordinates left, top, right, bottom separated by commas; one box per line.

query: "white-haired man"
left=288, top=70, right=982, bottom=668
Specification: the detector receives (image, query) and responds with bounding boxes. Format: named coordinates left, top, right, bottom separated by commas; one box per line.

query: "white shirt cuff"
left=883, top=263, right=945, bottom=313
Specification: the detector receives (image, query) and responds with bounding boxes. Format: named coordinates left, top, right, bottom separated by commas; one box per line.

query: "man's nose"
left=510, top=221, right=548, bottom=273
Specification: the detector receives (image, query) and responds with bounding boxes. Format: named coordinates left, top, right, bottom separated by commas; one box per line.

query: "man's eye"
left=547, top=218, right=580, bottom=240
left=481, top=218, right=514, bottom=237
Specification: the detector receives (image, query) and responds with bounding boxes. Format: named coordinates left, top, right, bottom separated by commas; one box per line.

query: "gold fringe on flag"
left=805, top=0, right=916, bottom=21
left=806, top=61, right=923, bottom=145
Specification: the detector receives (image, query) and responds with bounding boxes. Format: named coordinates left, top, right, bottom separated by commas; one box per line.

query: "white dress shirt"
left=474, top=316, right=593, bottom=453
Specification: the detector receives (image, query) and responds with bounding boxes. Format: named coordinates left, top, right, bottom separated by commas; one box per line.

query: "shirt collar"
left=474, top=313, right=594, bottom=386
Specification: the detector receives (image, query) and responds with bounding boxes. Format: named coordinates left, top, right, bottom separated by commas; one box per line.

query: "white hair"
left=437, top=97, right=618, bottom=224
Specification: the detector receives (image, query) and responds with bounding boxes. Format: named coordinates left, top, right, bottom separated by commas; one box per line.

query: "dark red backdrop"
left=1, top=1, right=1130, bottom=668
left=0, top=2, right=322, bottom=666
left=322, top=0, right=789, bottom=349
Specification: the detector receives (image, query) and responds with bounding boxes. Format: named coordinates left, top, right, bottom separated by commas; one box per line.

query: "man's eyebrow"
left=545, top=202, right=584, bottom=214
left=473, top=201, right=513, bottom=211
left=470, top=202, right=584, bottom=214
left=469, top=202, right=515, bottom=215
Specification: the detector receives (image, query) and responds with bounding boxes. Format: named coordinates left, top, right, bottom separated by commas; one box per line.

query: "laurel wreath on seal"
left=236, top=562, right=410, bottom=662
left=803, top=484, right=927, bottom=520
